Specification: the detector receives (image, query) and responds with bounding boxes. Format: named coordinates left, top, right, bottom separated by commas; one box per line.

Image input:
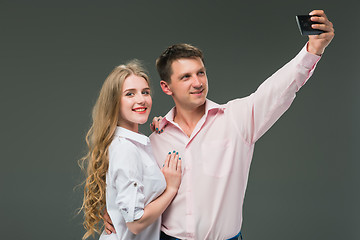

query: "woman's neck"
left=117, top=121, right=139, bottom=133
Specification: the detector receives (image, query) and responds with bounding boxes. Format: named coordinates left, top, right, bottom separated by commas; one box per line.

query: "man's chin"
left=190, top=97, right=206, bottom=108
left=174, top=96, right=206, bottom=110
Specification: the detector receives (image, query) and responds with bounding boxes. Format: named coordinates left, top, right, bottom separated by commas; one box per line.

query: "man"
left=104, top=10, right=334, bottom=240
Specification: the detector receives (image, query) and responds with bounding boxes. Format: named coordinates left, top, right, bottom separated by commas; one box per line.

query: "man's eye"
left=198, top=71, right=205, bottom=76
left=181, top=75, right=190, bottom=80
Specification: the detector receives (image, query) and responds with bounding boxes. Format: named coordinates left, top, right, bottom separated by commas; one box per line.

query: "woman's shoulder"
left=109, top=136, right=139, bottom=154
left=108, top=136, right=142, bottom=169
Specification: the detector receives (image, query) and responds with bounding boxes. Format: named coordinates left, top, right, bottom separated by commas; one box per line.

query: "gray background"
left=1, top=0, right=359, bottom=239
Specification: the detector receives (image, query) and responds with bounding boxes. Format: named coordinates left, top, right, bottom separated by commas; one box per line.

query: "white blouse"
left=99, top=127, right=166, bottom=240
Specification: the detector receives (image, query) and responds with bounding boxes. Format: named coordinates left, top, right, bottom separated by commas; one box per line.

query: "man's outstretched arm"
left=230, top=10, right=334, bottom=143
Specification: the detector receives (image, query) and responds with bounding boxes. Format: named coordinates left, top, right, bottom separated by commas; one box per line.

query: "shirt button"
left=134, top=182, right=137, bottom=187
left=186, top=233, right=194, bottom=238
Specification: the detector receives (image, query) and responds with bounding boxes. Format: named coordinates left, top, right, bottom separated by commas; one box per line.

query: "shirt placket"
left=184, top=144, right=195, bottom=239
left=165, top=112, right=211, bottom=239
left=183, top=115, right=208, bottom=239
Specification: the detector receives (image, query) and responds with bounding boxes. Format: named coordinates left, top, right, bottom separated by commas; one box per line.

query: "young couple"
left=80, top=10, right=334, bottom=240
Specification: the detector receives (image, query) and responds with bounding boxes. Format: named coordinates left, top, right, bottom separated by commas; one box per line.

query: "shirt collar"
left=114, top=126, right=150, bottom=146
left=160, top=99, right=226, bottom=128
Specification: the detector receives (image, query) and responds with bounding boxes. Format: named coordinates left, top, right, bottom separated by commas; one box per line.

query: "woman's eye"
left=125, top=92, right=134, bottom=96
left=142, top=91, right=150, bottom=95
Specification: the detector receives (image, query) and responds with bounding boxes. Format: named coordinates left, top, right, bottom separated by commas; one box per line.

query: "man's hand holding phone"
left=299, top=10, right=335, bottom=56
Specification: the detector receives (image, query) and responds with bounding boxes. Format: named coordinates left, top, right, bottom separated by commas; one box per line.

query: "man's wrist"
left=307, top=42, right=324, bottom=56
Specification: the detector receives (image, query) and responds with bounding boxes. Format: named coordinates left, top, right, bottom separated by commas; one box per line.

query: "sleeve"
left=108, top=141, right=146, bottom=223
left=229, top=43, right=321, bottom=144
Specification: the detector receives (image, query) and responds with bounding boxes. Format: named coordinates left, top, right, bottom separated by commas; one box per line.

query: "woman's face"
left=118, top=74, right=152, bottom=132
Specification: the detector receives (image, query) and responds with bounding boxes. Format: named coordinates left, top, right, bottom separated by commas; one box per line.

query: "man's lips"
left=190, top=89, right=204, bottom=95
left=132, top=107, right=147, bottom=113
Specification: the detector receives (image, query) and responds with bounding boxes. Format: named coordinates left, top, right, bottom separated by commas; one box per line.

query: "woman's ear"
left=160, top=80, right=172, bottom=96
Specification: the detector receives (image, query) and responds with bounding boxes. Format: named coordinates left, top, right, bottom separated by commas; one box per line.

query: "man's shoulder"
left=149, top=131, right=158, bottom=141
left=149, top=131, right=164, bottom=146
left=208, top=97, right=249, bottom=105
left=218, top=97, right=251, bottom=111
left=227, top=97, right=250, bottom=104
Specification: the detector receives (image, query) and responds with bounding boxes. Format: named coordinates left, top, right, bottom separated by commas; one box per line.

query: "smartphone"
left=295, top=15, right=324, bottom=35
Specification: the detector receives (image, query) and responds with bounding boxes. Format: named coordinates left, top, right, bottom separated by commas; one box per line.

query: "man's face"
left=167, top=57, right=208, bottom=110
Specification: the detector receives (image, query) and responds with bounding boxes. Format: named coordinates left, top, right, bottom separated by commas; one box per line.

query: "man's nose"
left=192, top=76, right=202, bottom=88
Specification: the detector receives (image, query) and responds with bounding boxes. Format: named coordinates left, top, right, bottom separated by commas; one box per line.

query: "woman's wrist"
left=164, top=186, right=178, bottom=196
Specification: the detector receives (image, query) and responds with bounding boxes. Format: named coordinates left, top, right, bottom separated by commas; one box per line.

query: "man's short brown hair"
left=156, top=43, right=204, bottom=83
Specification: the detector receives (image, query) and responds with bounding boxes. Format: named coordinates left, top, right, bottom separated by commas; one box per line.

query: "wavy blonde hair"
left=79, top=60, right=149, bottom=239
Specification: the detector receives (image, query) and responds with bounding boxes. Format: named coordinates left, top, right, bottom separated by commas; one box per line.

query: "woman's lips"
left=132, top=107, right=147, bottom=113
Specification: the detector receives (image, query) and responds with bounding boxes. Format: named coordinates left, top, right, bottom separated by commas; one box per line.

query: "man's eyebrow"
left=180, top=67, right=206, bottom=76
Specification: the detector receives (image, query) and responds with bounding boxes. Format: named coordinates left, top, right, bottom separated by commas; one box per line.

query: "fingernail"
left=156, top=128, right=158, bottom=131
left=161, top=129, right=163, bottom=132
left=179, top=157, right=181, bottom=160
left=158, top=131, right=161, bottom=134
left=168, top=152, right=171, bottom=154
left=173, top=150, right=175, bottom=153
left=176, top=152, right=178, bottom=155
left=157, top=118, right=160, bottom=121
left=163, top=164, right=164, bottom=167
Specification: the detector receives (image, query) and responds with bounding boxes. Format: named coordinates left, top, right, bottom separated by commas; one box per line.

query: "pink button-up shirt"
left=149, top=45, right=321, bottom=240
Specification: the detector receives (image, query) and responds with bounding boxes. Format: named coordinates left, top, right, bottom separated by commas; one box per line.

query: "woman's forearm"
left=126, top=187, right=177, bottom=235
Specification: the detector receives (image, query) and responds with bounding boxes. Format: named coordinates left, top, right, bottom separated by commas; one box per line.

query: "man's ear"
left=160, top=80, right=172, bottom=96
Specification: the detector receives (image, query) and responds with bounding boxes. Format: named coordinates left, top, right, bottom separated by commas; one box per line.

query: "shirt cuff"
left=300, top=42, right=322, bottom=69
left=121, top=208, right=144, bottom=223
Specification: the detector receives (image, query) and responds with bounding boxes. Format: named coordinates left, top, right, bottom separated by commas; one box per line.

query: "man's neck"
left=173, top=103, right=206, bottom=137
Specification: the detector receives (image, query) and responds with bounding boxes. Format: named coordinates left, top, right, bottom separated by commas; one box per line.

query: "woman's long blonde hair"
left=79, top=60, right=149, bottom=239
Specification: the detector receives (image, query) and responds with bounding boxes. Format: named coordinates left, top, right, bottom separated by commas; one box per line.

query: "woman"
left=79, top=60, right=181, bottom=240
